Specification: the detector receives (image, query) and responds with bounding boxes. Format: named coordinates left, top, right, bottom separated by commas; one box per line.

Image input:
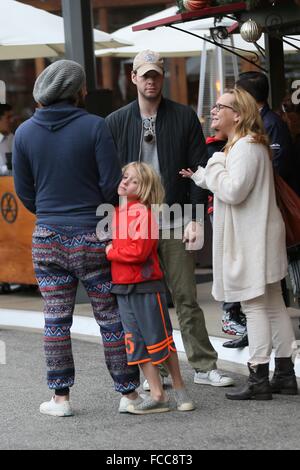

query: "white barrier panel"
left=0, top=309, right=299, bottom=377
left=0, top=339, right=6, bottom=364
left=0, top=81, right=6, bottom=104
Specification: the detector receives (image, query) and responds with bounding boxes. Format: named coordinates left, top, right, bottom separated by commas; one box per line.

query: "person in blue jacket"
left=13, top=60, right=140, bottom=417
left=236, top=72, right=293, bottom=184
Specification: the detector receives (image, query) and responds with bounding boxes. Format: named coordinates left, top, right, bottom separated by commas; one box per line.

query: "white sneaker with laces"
left=119, top=393, right=147, bottom=413
left=143, top=377, right=165, bottom=392
left=39, top=397, right=73, bottom=417
left=194, top=369, right=234, bottom=387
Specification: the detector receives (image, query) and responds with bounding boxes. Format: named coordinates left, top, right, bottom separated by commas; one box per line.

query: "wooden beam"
left=19, top=0, right=62, bottom=11
left=133, top=2, right=247, bottom=31
left=34, top=58, right=46, bottom=78
left=177, top=58, right=188, bottom=105
left=20, top=0, right=170, bottom=11
left=92, top=0, right=169, bottom=6
left=169, top=58, right=188, bottom=105
left=98, top=8, right=113, bottom=90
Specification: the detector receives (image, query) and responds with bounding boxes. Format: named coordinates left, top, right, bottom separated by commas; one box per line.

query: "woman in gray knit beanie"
left=33, top=59, right=86, bottom=106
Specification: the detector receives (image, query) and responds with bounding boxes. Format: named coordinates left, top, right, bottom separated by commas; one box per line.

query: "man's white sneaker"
left=142, top=377, right=165, bottom=392
left=39, top=397, right=73, bottom=417
left=194, top=369, right=234, bottom=387
left=118, top=393, right=147, bottom=413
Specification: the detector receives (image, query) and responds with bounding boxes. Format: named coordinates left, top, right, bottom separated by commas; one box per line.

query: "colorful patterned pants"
left=32, top=225, right=140, bottom=393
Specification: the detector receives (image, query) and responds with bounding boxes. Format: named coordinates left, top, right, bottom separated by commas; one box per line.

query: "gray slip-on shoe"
left=127, top=396, right=171, bottom=415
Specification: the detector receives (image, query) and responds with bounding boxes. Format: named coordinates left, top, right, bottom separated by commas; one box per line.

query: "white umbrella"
left=96, top=5, right=299, bottom=58
left=0, top=0, right=130, bottom=61
left=96, top=7, right=216, bottom=58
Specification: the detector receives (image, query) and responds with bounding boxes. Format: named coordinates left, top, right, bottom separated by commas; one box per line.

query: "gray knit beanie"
left=33, top=60, right=86, bottom=106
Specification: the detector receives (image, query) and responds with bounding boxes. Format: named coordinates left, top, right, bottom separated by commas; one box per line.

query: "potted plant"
left=175, top=0, right=212, bottom=12
left=175, top=0, right=186, bottom=12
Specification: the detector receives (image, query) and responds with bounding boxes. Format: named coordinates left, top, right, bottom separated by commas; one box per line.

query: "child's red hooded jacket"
left=106, top=200, right=163, bottom=284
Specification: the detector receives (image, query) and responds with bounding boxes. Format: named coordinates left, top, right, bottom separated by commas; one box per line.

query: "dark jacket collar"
left=260, top=103, right=270, bottom=119
left=132, top=96, right=166, bottom=119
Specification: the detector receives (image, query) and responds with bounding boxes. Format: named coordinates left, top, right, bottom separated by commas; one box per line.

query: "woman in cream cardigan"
left=180, top=88, right=298, bottom=400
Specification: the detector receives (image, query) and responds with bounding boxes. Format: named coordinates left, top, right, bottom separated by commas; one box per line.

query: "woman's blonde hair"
left=224, top=87, right=270, bottom=154
left=122, top=162, right=165, bottom=207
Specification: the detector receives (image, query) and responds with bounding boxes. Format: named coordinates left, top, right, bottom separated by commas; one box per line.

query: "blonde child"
left=106, top=162, right=195, bottom=414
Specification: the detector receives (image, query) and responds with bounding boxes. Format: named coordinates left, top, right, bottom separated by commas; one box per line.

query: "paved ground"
left=1, top=329, right=299, bottom=451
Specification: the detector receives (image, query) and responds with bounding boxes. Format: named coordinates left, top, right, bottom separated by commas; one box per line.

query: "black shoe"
left=223, top=332, right=248, bottom=348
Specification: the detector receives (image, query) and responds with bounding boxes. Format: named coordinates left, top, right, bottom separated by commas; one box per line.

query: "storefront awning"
left=132, top=2, right=247, bottom=32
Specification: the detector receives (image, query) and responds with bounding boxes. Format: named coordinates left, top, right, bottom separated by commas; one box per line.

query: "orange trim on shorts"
left=146, top=336, right=170, bottom=351
left=156, top=292, right=171, bottom=340
left=152, top=352, right=171, bottom=365
left=147, top=337, right=175, bottom=354
left=147, top=335, right=173, bottom=351
left=128, top=294, right=176, bottom=367
left=127, top=357, right=152, bottom=366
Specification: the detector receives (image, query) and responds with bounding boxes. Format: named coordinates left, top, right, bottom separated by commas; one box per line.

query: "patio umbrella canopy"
left=0, top=0, right=130, bottom=61
left=96, top=7, right=216, bottom=58
left=96, top=5, right=299, bottom=58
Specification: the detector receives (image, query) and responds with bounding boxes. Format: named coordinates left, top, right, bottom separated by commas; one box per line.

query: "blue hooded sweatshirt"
left=13, top=102, right=122, bottom=226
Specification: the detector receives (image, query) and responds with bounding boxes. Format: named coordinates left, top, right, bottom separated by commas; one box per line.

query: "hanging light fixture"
left=240, top=19, right=262, bottom=43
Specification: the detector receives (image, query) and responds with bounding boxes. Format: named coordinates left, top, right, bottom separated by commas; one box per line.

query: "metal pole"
left=197, top=38, right=207, bottom=119
left=231, top=35, right=239, bottom=82
left=264, top=33, right=285, bottom=110
left=61, top=0, right=97, bottom=92
left=217, top=42, right=224, bottom=96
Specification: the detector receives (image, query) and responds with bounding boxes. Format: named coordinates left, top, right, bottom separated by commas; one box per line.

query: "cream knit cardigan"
left=192, top=135, right=287, bottom=302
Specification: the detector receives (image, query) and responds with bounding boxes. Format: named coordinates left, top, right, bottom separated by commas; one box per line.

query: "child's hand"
left=105, top=243, right=113, bottom=255
left=179, top=168, right=194, bottom=178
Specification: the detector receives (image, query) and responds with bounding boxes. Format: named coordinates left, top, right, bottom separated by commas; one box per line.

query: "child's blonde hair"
left=122, top=162, right=165, bottom=207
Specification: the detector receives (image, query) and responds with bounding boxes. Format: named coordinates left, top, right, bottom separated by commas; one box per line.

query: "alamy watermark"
left=96, top=201, right=204, bottom=246
left=291, top=81, right=300, bottom=106
left=0, top=339, right=6, bottom=365
left=0, top=80, right=6, bottom=104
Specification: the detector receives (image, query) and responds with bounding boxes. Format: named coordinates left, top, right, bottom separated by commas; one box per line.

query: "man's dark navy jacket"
left=13, top=102, right=121, bottom=226
left=261, top=103, right=293, bottom=184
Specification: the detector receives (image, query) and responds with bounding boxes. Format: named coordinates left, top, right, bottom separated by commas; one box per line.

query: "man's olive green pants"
left=158, top=230, right=218, bottom=374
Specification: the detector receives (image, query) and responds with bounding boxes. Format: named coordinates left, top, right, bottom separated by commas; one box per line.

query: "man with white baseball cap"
left=133, top=50, right=164, bottom=77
